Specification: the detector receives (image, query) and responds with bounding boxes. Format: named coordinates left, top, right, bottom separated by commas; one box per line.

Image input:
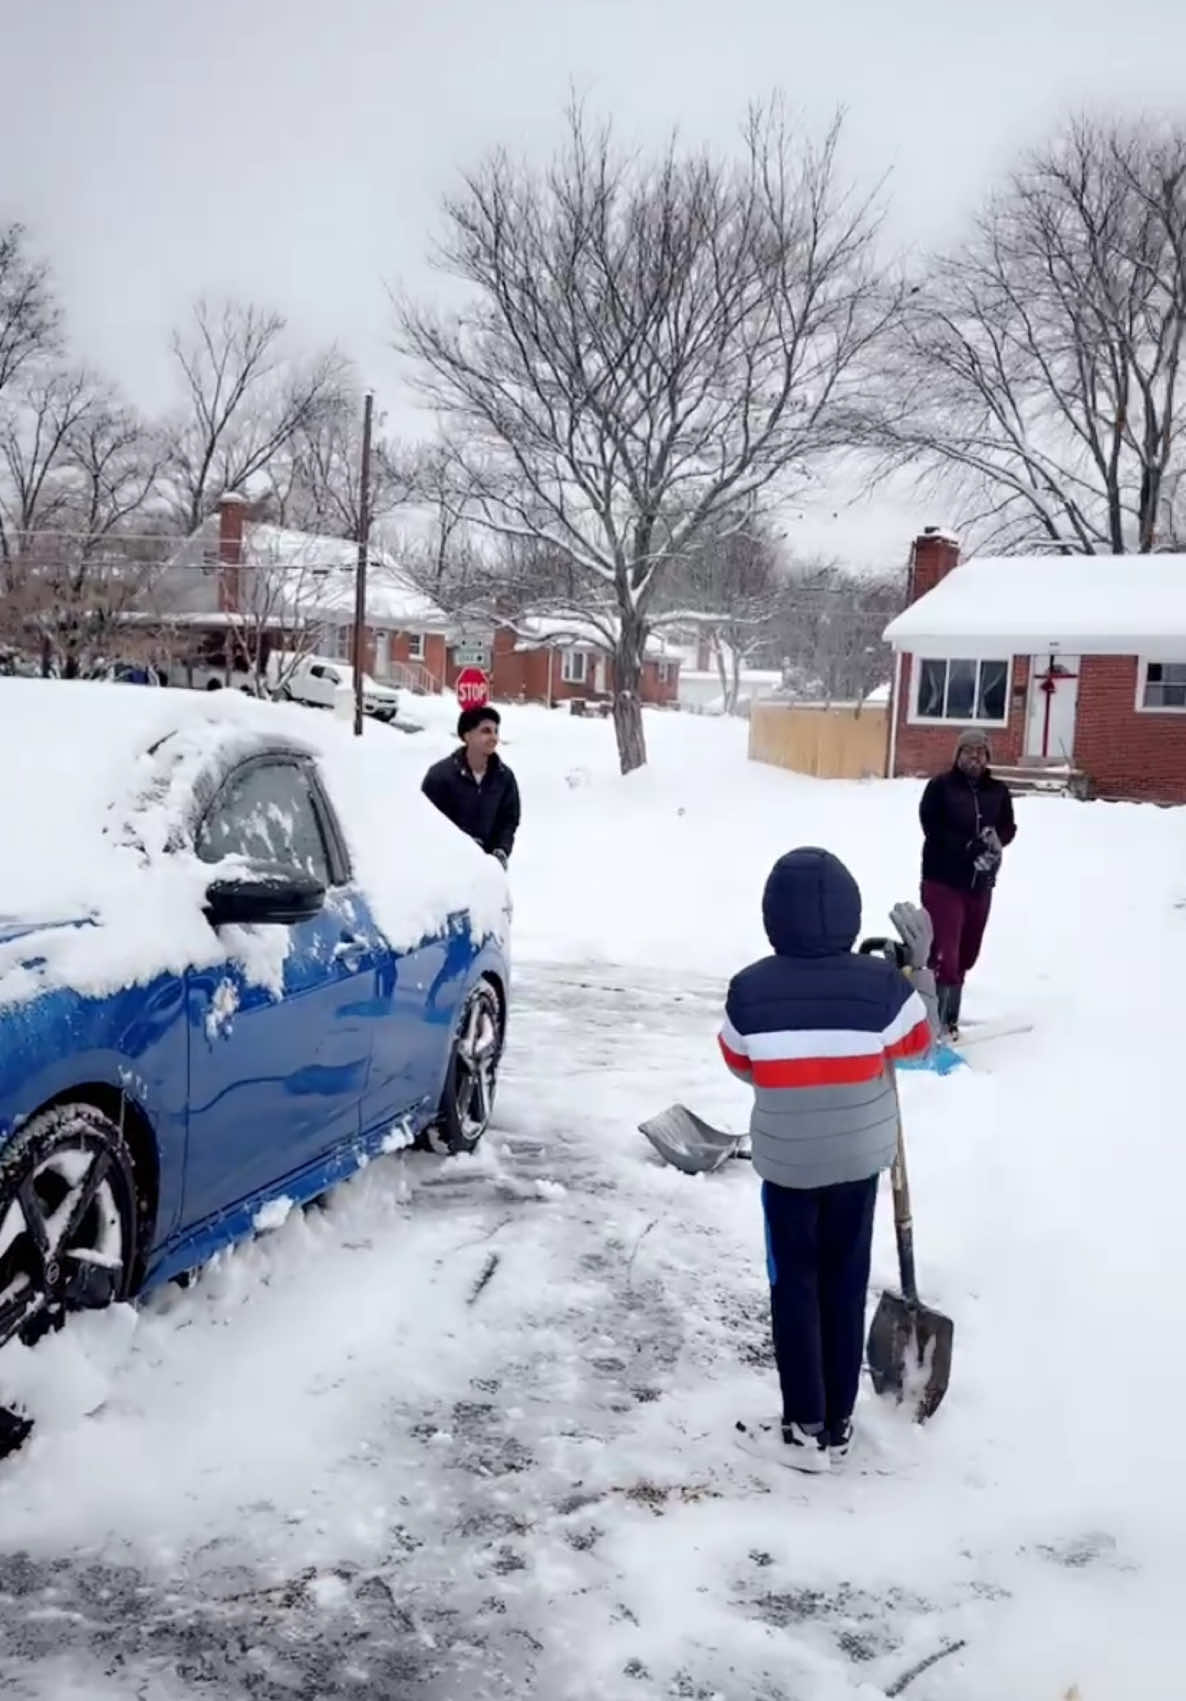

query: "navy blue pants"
left=761, top=1176, right=879, bottom=1432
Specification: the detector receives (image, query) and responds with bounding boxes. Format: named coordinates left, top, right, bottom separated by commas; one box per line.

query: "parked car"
left=276, top=654, right=400, bottom=723
left=90, top=661, right=163, bottom=686
left=0, top=680, right=509, bottom=1453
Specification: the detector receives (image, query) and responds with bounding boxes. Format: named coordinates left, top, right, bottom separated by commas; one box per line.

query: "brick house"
left=883, top=529, right=1186, bottom=804
left=451, top=617, right=681, bottom=708
left=162, top=495, right=453, bottom=692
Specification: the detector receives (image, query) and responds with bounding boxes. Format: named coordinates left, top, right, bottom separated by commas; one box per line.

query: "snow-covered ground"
left=1, top=702, right=1184, bottom=1699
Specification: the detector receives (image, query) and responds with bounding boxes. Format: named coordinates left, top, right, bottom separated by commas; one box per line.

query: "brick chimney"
left=217, top=492, right=248, bottom=613
left=907, top=527, right=960, bottom=603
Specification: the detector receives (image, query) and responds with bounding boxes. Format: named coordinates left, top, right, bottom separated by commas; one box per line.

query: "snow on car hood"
left=0, top=915, right=95, bottom=947
left=0, top=680, right=509, bottom=1010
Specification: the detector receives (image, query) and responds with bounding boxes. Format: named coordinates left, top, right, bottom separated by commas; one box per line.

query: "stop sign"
left=456, top=666, right=490, bottom=710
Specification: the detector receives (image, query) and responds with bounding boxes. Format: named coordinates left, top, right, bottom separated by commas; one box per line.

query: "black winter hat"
left=762, top=846, right=862, bottom=959
left=457, top=704, right=500, bottom=738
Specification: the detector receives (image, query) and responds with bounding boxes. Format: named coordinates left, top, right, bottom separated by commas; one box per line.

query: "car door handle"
left=333, top=933, right=368, bottom=968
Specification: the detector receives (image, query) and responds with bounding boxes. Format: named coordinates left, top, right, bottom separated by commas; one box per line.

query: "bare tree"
left=1157, top=463, right=1186, bottom=547
left=0, top=369, right=165, bottom=669
left=771, top=562, right=904, bottom=705
left=265, top=391, right=416, bottom=537
left=397, top=101, right=895, bottom=772
left=654, top=511, right=786, bottom=712
left=880, top=116, right=1186, bottom=555
left=0, top=223, right=60, bottom=400
left=33, top=539, right=175, bottom=679
left=165, top=297, right=347, bottom=533
left=383, top=440, right=496, bottom=613
left=0, top=367, right=99, bottom=555
left=222, top=541, right=331, bottom=696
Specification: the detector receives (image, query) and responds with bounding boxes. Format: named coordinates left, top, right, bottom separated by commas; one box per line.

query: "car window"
left=310, top=665, right=327, bottom=680
left=196, top=760, right=331, bottom=885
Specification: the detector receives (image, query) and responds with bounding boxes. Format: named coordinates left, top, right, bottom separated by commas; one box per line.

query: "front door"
left=181, top=755, right=379, bottom=1226
left=1025, top=654, right=1080, bottom=761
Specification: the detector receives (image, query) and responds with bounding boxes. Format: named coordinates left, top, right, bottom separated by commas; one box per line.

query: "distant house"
left=883, top=529, right=1186, bottom=803
left=161, top=495, right=452, bottom=692
left=156, top=499, right=684, bottom=709
left=463, top=617, right=681, bottom=708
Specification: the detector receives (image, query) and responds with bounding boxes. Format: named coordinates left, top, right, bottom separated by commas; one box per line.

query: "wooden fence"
left=748, top=700, right=889, bottom=780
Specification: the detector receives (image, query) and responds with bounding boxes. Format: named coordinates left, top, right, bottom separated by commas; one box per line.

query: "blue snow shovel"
left=858, top=938, right=966, bottom=1075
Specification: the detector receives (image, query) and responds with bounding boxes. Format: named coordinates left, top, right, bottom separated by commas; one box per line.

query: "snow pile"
left=0, top=678, right=506, bottom=1011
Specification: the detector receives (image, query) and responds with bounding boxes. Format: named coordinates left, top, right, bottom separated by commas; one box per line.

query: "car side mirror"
left=204, top=866, right=326, bottom=929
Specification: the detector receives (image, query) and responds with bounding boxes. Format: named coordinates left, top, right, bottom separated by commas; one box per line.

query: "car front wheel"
left=425, top=981, right=504, bottom=1157
left=0, top=1104, right=138, bottom=1455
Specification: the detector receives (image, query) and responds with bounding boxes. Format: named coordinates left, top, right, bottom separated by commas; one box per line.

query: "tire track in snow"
left=0, top=963, right=708, bottom=1699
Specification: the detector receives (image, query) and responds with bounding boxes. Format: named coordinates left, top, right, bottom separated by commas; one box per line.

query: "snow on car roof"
left=883, top=553, right=1186, bottom=658
left=0, top=680, right=507, bottom=1010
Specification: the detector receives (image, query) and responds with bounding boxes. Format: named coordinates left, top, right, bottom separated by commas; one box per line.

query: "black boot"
left=936, top=983, right=961, bottom=1040
left=0, top=1405, right=32, bottom=1460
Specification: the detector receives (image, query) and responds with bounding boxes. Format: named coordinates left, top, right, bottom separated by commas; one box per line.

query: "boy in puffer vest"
left=722, top=847, right=937, bottom=1473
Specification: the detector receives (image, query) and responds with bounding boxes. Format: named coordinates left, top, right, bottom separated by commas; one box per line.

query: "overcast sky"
left=4, top=0, right=1184, bottom=564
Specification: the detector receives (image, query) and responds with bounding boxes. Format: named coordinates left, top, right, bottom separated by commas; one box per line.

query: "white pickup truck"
left=274, top=654, right=401, bottom=723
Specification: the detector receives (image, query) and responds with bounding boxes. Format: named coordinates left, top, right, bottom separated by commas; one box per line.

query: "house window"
left=913, top=657, right=1009, bottom=724
left=1139, top=660, right=1186, bottom=711
left=406, top=631, right=425, bottom=661
left=561, top=649, right=588, bottom=685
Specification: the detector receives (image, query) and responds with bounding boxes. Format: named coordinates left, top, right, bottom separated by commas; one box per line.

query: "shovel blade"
left=866, top=1290, right=953, bottom=1423
left=639, top=1104, right=744, bottom=1175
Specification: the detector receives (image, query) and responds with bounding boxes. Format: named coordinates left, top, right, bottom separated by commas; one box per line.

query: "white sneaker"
left=828, top=1417, right=854, bottom=1463
left=734, top=1419, right=830, bottom=1474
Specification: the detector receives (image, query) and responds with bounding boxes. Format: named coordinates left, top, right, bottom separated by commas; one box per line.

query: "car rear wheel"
left=0, top=1104, right=138, bottom=1457
left=424, top=981, right=504, bottom=1157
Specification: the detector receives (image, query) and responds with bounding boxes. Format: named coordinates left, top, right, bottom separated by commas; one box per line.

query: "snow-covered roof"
left=167, top=519, right=450, bottom=631
left=307, top=564, right=450, bottom=630
left=511, top=616, right=681, bottom=662
left=884, top=554, right=1186, bottom=658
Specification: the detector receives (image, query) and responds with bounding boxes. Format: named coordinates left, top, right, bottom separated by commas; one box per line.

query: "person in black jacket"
left=421, top=705, right=521, bottom=866
left=919, top=728, right=1016, bottom=1038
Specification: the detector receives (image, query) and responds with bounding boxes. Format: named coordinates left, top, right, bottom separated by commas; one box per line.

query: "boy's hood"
left=762, top=847, right=862, bottom=958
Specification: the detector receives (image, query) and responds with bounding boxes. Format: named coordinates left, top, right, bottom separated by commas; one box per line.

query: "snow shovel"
left=858, top=935, right=965, bottom=1075
left=866, top=1086, right=953, bottom=1422
left=639, top=1105, right=750, bottom=1175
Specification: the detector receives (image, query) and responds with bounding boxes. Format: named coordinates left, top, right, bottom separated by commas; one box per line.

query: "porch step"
left=375, top=661, right=442, bottom=695
left=992, top=761, right=1087, bottom=798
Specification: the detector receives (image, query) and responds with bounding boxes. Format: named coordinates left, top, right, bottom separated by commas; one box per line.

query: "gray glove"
left=973, top=828, right=1002, bottom=876
left=889, top=900, right=933, bottom=970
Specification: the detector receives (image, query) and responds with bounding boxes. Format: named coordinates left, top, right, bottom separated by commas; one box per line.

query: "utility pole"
left=351, top=390, right=374, bottom=737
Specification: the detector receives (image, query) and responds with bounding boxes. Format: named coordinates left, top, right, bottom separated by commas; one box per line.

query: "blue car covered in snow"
left=0, top=682, right=510, bottom=1442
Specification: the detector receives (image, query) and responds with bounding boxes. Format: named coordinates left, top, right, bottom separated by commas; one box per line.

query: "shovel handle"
left=886, top=1069, right=920, bottom=1307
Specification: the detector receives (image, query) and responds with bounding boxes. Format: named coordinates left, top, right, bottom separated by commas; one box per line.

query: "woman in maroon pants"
left=919, top=729, right=1017, bottom=1038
